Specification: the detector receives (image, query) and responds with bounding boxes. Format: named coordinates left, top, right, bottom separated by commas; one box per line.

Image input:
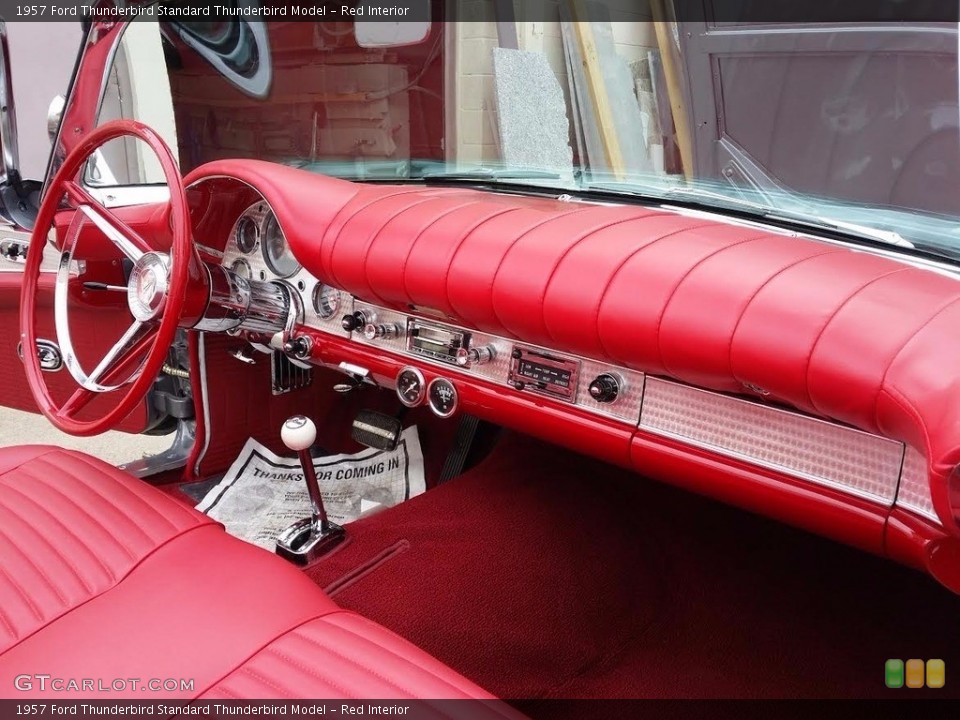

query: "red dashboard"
left=183, top=159, right=960, bottom=592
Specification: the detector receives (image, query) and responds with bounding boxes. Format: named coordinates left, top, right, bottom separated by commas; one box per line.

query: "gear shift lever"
left=275, top=415, right=345, bottom=564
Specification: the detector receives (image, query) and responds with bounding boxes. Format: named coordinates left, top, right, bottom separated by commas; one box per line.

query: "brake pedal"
left=351, top=410, right=402, bottom=451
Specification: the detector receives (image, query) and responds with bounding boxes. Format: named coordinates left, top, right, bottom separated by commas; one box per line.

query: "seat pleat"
left=0, top=447, right=211, bottom=654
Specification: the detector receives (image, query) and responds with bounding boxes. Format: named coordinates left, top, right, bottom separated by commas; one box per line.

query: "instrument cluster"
left=222, top=202, right=350, bottom=335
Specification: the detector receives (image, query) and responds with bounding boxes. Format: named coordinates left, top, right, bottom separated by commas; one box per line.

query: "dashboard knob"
left=341, top=311, right=366, bottom=332
left=363, top=323, right=401, bottom=341
left=471, top=345, right=496, bottom=365
left=588, top=373, right=621, bottom=404
left=455, top=345, right=496, bottom=367
left=283, top=335, right=312, bottom=360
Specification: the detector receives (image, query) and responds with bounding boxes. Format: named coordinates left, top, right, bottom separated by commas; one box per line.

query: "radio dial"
left=455, top=345, right=496, bottom=367
left=363, top=322, right=401, bottom=341
left=588, top=373, right=622, bottom=404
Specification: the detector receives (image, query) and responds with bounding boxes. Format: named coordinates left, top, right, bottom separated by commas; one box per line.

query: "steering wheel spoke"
left=59, top=387, right=95, bottom=419
left=86, top=321, right=157, bottom=389
left=63, top=180, right=152, bottom=261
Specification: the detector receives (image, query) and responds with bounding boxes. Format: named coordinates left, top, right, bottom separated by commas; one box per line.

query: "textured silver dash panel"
left=639, top=378, right=905, bottom=504
left=347, top=301, right=645, bottom=424
left=896, top=446, right=938, bottom=522
left=221, top=202, right=350, bottom=339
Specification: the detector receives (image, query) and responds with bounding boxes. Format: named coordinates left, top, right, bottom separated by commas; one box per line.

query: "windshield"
left=98, top=4, right=960, bottom=260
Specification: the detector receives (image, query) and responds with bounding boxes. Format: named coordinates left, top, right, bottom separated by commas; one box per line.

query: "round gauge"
left=230, top=258, right=251, bottom=280
left=261, top=212, right=301, bottom=278
left=235, top=216, right=259, bottom=254
left=396, top=367, right=426, bottom=408
left=427, top=377, right=458, bottom=418
left=312, top=283, right=341, bottom=319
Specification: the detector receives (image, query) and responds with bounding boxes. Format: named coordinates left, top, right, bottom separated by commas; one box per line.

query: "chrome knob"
left=455, top=345, right=496, bottom=367
left=588, top=373, right=622, bottom=404
left=363, top=322, right=401, bottom=341
left=282, top=335, right=312, bottom=360
left=341, top=311, right=368, bottom=332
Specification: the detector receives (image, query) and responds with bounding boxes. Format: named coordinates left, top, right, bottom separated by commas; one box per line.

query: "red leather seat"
left=0, top=446, right=517, bottom=711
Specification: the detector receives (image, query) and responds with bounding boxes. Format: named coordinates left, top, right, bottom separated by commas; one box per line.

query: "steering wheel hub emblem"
left=127, top=252, right=170, bottom=321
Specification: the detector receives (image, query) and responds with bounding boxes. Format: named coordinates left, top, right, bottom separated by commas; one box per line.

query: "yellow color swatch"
left=926, top=659, right=945, bottom=689
left=906, top=659, right=925, bottom=688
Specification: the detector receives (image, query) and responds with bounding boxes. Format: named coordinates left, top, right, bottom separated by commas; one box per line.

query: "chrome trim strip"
left=663, top=204, right=960, bottom=282
left=194, top=332, right=213, bottom=477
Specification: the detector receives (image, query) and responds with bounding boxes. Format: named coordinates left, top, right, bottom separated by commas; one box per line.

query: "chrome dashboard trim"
left=638, top=377, right=906, bottom=506
left=349, top=300, right=647, bottom=425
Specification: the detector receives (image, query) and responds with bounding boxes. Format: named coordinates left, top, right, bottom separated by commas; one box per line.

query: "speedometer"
left=261, top=212, right=300, bottom=278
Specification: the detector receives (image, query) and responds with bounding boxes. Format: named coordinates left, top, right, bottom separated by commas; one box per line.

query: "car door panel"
left=0, top=223, right=151, bottom=432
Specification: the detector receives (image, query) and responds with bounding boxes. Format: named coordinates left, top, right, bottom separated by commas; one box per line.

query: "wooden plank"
left=569, top=0, right=626, bottom=179
left=649, top=0, right=695, bottom=178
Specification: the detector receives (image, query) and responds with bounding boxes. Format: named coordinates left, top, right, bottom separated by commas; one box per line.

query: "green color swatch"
left=885, top=659, right=905, bottom=688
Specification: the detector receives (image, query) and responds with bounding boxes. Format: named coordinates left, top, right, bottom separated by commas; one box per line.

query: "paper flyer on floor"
left=196, top=426, right=424, bottom=550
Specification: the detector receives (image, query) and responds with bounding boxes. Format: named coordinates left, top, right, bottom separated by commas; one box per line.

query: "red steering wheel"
left=20, top=120, right=195, bottom=436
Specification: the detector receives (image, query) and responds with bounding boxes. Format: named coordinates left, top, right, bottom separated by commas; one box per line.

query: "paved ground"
left=0, top=407, right=173, bottom=466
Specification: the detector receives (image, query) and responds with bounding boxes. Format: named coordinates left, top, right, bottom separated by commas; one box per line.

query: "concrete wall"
left=7, top=22, right=82, bottom=181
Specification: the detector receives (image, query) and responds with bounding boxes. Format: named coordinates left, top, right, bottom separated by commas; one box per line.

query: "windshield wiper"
left=585, top=180, right=916, bottom=250
left=762, top=213, right=915, bottom=249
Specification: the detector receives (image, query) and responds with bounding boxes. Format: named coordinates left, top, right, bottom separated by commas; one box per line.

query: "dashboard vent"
left=271, top=351, right=312, bottom=395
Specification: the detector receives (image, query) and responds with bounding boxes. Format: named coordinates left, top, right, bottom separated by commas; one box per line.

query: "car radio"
left=508, top=346, right=580, bottom=402
left=407, top=320, right=470, bottom=365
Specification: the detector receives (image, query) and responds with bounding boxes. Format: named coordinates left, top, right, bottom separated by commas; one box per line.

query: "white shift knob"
left=281, top=415, right=316, bottom=452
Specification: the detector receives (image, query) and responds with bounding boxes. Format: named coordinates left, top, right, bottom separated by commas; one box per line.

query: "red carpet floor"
left=301, top=431, right=959, bottom=701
